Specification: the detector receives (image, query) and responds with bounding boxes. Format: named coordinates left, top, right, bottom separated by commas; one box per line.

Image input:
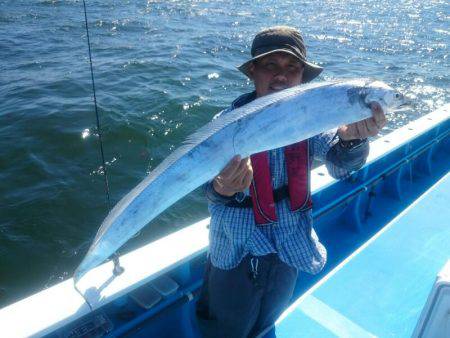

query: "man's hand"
left=338, top=102, right=387, bottom=140
left=213, top=156, right=253, bottom=197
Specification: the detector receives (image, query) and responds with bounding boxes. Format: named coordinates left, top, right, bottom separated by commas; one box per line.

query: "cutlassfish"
left=74, top=79, right=408, bottom=282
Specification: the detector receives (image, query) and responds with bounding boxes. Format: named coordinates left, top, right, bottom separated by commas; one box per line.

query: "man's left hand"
left=338, top=102, right=387, bottom=140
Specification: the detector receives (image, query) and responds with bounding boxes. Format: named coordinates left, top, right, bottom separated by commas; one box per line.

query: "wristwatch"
left=338, top=138, right=367, bottom=150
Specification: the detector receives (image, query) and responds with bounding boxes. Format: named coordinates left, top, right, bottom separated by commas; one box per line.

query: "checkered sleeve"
left=325, top=138, right=369, bottom=179
left=311, top=128, right=340, bottom=162
left=311, top=129, right=369, bottom=180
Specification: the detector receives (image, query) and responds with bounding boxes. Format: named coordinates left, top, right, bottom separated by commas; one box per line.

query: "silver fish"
left=74, top=79, right=407, bottom=282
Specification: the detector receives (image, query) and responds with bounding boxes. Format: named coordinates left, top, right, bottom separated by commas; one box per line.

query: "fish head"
left=364, top=80, right=411, bottom=111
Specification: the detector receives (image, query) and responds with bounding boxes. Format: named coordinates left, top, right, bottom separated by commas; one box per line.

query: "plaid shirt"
left=205, top=92, right=369, bottom=273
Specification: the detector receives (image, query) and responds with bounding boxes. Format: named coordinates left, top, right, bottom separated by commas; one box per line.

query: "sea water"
left=0, top=0, right=448, bottom=307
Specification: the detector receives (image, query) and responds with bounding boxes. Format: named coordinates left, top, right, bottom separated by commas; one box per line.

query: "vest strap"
left=285, top=141, right=312, bottom=212
left=249, top=140, right=311, bottom=225
left=249, top=151, right=277, bottom=224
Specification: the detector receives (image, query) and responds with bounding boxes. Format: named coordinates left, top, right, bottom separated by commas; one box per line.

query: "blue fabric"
left=206, top=92, right=369, bottom=273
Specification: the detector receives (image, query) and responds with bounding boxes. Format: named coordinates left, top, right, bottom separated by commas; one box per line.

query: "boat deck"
left=273, top=173, right=450, bottom=337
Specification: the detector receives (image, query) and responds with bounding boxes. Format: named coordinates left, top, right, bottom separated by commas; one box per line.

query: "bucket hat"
left=238, top=26, right=323, bottom=83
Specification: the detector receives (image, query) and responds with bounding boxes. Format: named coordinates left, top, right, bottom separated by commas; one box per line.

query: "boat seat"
left=413, top=260, right=450, bottom=338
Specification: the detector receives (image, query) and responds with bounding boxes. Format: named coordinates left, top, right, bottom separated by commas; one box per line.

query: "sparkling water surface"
left=0, top=0, right=448, bottom=307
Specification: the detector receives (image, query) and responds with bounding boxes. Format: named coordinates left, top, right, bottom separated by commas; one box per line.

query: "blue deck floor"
left=274, top=172, right=450, bottom=338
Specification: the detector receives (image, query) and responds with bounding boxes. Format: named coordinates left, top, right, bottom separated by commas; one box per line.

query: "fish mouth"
left=391, top=92, right=415, bottom=112
left=395, top=94, right=415, bottom=111
left=393, top=101, right=414, bottom=112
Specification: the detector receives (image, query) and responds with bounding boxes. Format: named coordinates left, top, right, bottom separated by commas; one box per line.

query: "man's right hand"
left=213, top=155, right=253, bottom=197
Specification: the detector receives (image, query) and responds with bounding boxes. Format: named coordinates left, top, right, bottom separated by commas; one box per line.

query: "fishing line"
left=74, top=0, right=124, bottom=309
left=82, top=0, right=111, bottom=210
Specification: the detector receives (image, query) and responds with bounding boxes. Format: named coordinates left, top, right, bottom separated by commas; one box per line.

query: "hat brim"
left=237, top=49, right=323, bottom=83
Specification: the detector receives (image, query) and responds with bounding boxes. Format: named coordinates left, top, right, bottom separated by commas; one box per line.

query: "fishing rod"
left=74, top=0, right=124, bottom=310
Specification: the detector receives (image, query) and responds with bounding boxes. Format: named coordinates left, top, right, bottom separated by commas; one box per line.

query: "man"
left=196, top=26, right=386, bottom=338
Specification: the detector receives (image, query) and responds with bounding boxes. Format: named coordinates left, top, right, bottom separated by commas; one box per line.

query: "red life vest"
left=249, top=140, right=312, bottom=225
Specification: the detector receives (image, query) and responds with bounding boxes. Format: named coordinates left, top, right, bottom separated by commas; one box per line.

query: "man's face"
left=248, top=52, right=304, bottom=97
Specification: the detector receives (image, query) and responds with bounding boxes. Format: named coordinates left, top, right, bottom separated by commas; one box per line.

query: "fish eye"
left=395, top=93, right=401, bottom=99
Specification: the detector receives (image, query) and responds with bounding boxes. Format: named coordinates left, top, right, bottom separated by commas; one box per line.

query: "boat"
left=0, top=103, right=448, bottom=337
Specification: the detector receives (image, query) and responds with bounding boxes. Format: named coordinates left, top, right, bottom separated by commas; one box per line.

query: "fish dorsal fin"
left=139, top=80, right=338, bottom=187
left=98, top=141, right=195, bottom=235
left=99, top=80, right=339, bottom=236
left=184, top=80, right=337, bottom=145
